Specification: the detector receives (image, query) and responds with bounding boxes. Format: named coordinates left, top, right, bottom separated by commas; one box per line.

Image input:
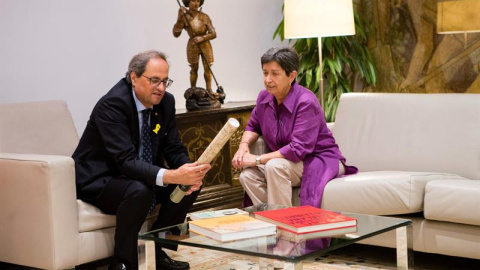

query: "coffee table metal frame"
left=138, top=204, right=413, bottom=270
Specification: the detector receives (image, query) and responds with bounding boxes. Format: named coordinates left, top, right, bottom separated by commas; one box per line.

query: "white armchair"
left=0, top=100, right=134, bottom=269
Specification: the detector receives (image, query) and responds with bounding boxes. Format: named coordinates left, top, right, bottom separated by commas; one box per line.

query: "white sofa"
left=320, top=93, right=480, bottom=259
left=0, top=100, right=157, bottom=270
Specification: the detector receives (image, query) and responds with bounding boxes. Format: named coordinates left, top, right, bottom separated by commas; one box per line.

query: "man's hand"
left=164, top=162, right=211, bottom=194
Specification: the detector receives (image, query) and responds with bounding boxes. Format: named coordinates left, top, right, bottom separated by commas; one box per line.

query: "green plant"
left=273, top=4, right=376, bottom=122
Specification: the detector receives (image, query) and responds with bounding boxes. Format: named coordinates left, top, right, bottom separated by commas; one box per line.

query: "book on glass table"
left=188, top=215, right=277, bottom=242
left=189, top=208, right=249, bottom=220
left=254, top=205, right=357, bottom=234
left=277, top=226, right=358, bottom=242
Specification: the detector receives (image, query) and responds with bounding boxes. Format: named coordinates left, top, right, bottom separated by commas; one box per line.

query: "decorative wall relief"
left=175, top=103, right=254, bottom=211
left=362, top=0, right=479, bottom=93
left=180, top=121, right=226, bottom=186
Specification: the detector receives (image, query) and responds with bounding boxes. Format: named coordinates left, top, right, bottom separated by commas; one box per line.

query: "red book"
left=254, top=205, right=356, bottom=234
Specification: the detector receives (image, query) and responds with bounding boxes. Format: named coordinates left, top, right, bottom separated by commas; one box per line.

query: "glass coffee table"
left=138, top=204, right=413, bottom=270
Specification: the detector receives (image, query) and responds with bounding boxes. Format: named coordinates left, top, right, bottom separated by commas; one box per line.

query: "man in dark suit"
left=73, top=50, right=210, bottom=270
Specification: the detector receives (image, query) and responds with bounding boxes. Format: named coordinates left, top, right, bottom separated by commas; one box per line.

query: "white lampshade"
left=437, top=0, right=480, bottom=34
left=284, top=0, right=355, bottom=39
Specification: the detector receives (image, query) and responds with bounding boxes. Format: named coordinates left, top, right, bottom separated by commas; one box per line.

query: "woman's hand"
left=232, top=132, right=261, bottom=169
left=232, top=146, right=256, bottom=169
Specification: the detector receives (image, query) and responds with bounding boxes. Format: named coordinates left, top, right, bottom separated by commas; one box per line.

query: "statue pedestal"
left=184, top=87, right=225, bottom=111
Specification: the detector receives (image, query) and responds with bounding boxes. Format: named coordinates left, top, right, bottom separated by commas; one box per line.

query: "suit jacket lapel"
left=129, top=88, right=141, bottom=151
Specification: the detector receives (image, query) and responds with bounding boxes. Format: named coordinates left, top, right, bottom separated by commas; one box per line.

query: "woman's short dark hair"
left=125, top=50, right=167, bottom=84
left=261, top=47, right=299, bottom=76
left=182, top=0, right=205, bottom=6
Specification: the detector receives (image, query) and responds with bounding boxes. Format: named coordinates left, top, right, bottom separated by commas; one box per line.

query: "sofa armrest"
left=0, top=153, right=79, bottom=269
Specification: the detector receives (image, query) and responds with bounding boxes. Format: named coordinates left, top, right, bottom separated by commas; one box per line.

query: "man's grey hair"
left=260, top=47, right=299, bottom=77
left=125, top=50, right=168, bottom=84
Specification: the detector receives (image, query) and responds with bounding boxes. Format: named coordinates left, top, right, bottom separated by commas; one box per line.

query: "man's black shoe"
left=108, top=257, right=138, bottom=270
left=155, top=249, right=190, bottom=270
left=108, top=261, right=127, bottom=270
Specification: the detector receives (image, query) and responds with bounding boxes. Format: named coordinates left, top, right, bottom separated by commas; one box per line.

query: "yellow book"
left=188, top=215, right=276, bottom=242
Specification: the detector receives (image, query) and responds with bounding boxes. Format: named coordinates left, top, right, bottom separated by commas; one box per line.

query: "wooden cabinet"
left=176, top=101, right=255, bottom=212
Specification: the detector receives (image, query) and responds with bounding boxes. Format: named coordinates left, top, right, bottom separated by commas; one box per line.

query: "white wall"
left=0, top=0, right=285, bottom=134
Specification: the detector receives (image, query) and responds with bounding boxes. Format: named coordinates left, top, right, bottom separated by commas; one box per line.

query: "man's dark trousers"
left=93, top=178, right=200, bottom=266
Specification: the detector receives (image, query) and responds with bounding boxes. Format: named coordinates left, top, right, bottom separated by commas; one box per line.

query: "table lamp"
left=284, top=0, right=355, bottom=110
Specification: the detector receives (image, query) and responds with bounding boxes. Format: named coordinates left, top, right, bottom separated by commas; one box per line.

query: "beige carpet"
left=166, top=246, right=394, bottom=269
left=164, top=244, right=479, bottom=270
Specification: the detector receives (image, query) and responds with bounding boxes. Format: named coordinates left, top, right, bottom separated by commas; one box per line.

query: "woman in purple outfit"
left=232, top=47, right=357, bottom=208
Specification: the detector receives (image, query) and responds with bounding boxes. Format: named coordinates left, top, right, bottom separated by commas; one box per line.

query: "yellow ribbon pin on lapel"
left=153, top=124, right=160, bottom=134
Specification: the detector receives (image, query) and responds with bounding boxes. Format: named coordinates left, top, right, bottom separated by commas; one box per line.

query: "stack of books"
left=254, top=205, right=357, bottom=241
left=188, top=208, right=276, bottom=242
left=189, top=208, right=249, bottom=220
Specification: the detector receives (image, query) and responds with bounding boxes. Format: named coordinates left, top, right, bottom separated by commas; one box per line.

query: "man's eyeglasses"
left=142, top=75, right=173, bottom=88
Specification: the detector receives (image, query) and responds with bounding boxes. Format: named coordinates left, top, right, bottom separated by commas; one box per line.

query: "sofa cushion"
left=424, top=180, right=480, bottom=226
left=78, top=200, right=116, bottom=233
left=322, top=171, right=467, bottom=215
left=78, top=200, right=161, bottom=232
left=332, top=93, right=480, bottom=180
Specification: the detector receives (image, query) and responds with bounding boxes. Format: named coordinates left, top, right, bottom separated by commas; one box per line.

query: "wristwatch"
left=255, top=155, right=262, bottom=165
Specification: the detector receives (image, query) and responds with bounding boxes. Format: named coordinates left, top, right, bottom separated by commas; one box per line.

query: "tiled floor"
left=1, top=244, right=479, bottom=269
